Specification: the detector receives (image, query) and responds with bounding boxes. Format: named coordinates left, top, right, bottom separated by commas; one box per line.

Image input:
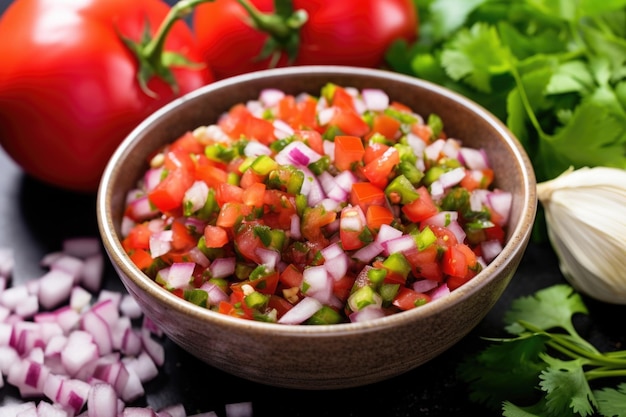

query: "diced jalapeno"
left=385, top=175, right=419, bottom=204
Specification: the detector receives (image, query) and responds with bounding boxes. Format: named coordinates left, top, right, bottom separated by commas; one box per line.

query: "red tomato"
left=193, top=0, right=418, bottom=79
left=0, top=0, right=213, bottom=192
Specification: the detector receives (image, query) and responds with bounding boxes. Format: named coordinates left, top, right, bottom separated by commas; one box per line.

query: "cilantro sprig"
left=457, top=284, right=626, bottom=417
left=387, top=0, right=626, bottom=183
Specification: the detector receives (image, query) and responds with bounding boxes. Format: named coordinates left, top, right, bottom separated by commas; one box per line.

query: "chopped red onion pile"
left=0, top=237, right=253, bottom=417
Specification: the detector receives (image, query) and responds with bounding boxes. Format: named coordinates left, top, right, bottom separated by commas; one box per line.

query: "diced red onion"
left=459, top=147, right=490, bottom=170
left=164, top=262, right=195, bottom=290
left=446, top=220, right=467, bottom=244
left=437, top=167, right=465, bottom=188
left=349, top=305, right=385, bottom=323
left=381, top=235, right=416, bottom=256
left=351, top=241, right=383, bottom=263
left=277, top=296, right=323, bottom=325
left=413, top=279, right=439, bottom=293
left=361, top=88, right=390, bottom=111
left=258, top=88, right=285, bottom=107
left=208, top=257, right=236, bottom=279
left=255, top=247, right=280, bottom=270
left=301, top=266, right=333, bottom=304
left=224, top=401, right=254, bottom=417
left=429, top=283, right=451, bottom=301
left=183, top=181, right=210, bottom=215
left=149, top=230, right=173, bottom=259
left=317, top=107, right=335, bottom=126
left=375, top=224, right=403, bottom=245
left=62, top=237, right=102, bottom=260
left=273, top=119, right=295, bottom=139
left=38, top=270, right=75, bottom=311
left=80, top=253, right=105, bottom=293
left=422, top=211, right=459, bottom=228
left=486, top=190, right=512, bottom=226
left=199, top=281, right=229, bottom=306
left=243, top=140, right=272, bottom=158
left=481, top=239, right=503, bottom=263
left=441, top=138, right=460, bottom=159
left=424, top=138, right=446, bottom=162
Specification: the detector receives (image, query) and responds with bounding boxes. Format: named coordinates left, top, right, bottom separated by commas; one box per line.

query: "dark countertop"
left=1, top=145, right=625, bottom=416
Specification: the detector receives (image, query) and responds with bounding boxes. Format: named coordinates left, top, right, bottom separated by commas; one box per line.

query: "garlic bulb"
left=536, top=166, right=626, bottom=304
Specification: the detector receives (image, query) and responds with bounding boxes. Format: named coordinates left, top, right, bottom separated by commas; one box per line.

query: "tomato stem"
left=123, top=0, right=213, bottom=98
left=236, top=0, right=308, bottom=65
left=144, top=0, right=210, bottom=59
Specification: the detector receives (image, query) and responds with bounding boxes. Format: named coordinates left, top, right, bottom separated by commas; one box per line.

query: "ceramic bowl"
left=97, top=65, right=537, bottom=390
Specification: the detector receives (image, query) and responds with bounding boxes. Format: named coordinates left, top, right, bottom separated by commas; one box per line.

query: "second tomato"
left=193, top=0, right=418, bottom=80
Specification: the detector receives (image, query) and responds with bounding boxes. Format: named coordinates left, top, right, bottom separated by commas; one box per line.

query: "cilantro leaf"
left=458, top=334, right=549, bottom=410
left=594, top=383, right=626, bottom=417
left=539, top=355, right=597, bottom=417
left=503, top=284, right=587, bottom=336
left=458, top=284, right=626, bottom=416
left=440, top=22, right=512, bottom=93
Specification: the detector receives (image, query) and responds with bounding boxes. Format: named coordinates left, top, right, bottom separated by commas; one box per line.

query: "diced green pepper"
left=382, top=253, right=411, bottom=280
left=413, top=225, right=437, bottom=251
left=380, top=283, right=400, bottom=307
left=184, top=289, right=208, bottom=307
left=308, top=155, right=330, bottom=176
left=398, top=161, right=424, bottom=186
left=427, top=113, right=443, bottom=139
left=348, top=285, right=381, bottom=311
left=385, top=175, right=419, bottom=204
left=251, top=154, right=279, bottom=175
left=306, top=305, right=342, bottom=325
left=244, top=290, right=269, bottom=309
left=367, top=267, right=387, bottom=286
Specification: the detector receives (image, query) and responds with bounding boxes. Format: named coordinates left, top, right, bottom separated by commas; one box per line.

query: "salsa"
left=121, top=83, right=511, bottom=325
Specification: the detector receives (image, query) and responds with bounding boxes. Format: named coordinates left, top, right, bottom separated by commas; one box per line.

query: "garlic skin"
left=536, top=166, right=626, bottom=304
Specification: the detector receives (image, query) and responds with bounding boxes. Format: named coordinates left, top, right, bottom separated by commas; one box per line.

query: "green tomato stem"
left=144, top=0, right=213, bottom=61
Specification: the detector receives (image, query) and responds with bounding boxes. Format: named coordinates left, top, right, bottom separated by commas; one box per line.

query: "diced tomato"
left=242, top=270, right=280, bottom=295
left=242, top=182, right=266, bottom=208
left=366, top=205, right=394, bottom=232
left=362, top=146, right=399, bottom=188
left=128, top=249, right=154, bottom=271
left=330, top=85, right=357, bottom=111
left=369, top=113, right=401, bottom=141
left=122, top=223, right=152, bottom=251
left=233, top=222, right=265, bottom=264
left=363, top=142, right=390, bottom=165
left=401, top=186, right=439, bottom=223
left=404, top=246, right=443, bottom=282
left=262, top=190, right=297, bottom=230
left=340, top=206, right=368, bottom=251
left=216, top=182, right=244, bottom=206
left=279, top=263, right=304, bottom=288
left=460, top=168, right=494, bottom=191
left=442, top=244, right=469, bottom=278
left=330, top=108, right=370, bottom=137
left=239, top=168, right=266, bottom=189
left=195, top=163, right=228, bottom=190
left=163, top=148, right=196, bottom=172
left=411, top=123, right=434, bottom=143
left=204, top=225, right=229, bottom=248
left=296, top=129, right=324, bottom=155
left=334, top=135, right=365, bottom=171
left=219, top=104, right=275, bottom=145
left=169, top=131, right=205, bottom=155
left=392, top=287, right=431, bottom=311
left=267, top=295, right=294, bottom=318
left=216, top=202, right=249, bottom=228
left=171, top=220, right=197, bottom=252
left=350, top=182, right=386, bottom=213
left=429, top=225, right=459, bottom=249
left=278, top=95, right=318, bottom=130
left=333, top=274, right=355, bottom=302
left=301, top=206, right=337, bottom=246
left=485, top=223, right=506, bottom=244
left=148, top=167, right=194, bottom=213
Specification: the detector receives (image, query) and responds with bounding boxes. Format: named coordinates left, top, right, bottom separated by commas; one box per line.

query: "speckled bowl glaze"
left=97, top=66, right=537, bottom=390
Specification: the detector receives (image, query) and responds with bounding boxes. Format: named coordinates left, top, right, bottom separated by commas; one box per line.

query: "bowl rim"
left=97, top=65, right=537, bottom=337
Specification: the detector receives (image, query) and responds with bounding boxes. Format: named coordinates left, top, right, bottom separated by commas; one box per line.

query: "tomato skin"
left=193, top=0, right=418, bottom=80
left=0, top=0, right=213, bottom=192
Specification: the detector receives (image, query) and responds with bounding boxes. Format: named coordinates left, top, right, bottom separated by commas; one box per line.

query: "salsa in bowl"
left=97, top=66, right=537, bottom=389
